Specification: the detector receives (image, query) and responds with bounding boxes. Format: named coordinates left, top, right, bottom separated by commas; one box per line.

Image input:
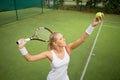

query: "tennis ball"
left=96, top=12, right=102, bottom=18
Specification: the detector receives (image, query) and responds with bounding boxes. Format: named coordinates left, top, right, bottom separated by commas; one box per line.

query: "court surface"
left=0, top=10, right=120, bottom=80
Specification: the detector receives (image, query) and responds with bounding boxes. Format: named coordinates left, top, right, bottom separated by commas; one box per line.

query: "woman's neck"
left=54, top=47, right=64, bottom=54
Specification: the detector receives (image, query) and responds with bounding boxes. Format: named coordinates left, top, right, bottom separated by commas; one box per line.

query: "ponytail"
left=47, top=32, right=60, bottom=50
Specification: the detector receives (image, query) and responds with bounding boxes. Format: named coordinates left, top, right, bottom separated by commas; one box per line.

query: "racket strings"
left=32, top=29, right=39, bottom=39
left=35, top=27, right=51, bottom=41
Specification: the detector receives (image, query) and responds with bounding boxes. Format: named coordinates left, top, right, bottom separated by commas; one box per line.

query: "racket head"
left=30, top=27, right=53, bottom=42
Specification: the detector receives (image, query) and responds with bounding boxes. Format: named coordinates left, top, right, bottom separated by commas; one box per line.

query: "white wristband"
left=19, top=47, right=28, bottom=55
left=85, top=25, right=94, bottom=35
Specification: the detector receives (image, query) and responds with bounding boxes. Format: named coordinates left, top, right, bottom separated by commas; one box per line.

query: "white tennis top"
left=47, top=47, right=70, bottom=80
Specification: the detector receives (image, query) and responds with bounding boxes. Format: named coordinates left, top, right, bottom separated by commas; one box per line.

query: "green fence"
left=0, top=0, right=42, bottom=11
left=0, top=0, right=57, bottom=25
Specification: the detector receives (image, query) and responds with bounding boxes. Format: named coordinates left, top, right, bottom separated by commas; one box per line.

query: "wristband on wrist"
left=19, top=47, right=28, bottom=55
left=85, top=25, right=94, bottom=35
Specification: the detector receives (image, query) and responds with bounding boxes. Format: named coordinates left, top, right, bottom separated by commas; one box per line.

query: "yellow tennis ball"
left=96, top=12, right=102, bottom=18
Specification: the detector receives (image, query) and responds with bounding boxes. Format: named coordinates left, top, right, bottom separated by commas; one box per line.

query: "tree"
left=58, top=0, right=64, bottom=6
left=104, top=0, right=120, bottom=14
left=86, top=0, right=102, bottom=8
left=75, top=0, right=82, bottom=6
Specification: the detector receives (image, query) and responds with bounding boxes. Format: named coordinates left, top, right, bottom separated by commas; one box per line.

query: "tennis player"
left=18, top=16, right=104, bottom=80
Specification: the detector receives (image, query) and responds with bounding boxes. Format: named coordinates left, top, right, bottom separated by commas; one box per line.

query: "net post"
left=48, top=0, right=50, bottom=8
left=13, top=0, right=18, bottom=20
left=41, top=0, right=43, bottom=13
left=53, top=0, right=58, bottom=9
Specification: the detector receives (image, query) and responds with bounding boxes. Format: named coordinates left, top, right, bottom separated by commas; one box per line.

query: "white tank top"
left=47, top=47, right=70, bottom=80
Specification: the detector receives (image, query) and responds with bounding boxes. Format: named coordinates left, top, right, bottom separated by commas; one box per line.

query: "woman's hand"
left=92, top=13, right=104, bottom=27
left=18, top=38, right=27, bottom=48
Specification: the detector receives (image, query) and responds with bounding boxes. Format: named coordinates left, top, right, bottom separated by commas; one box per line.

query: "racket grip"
left=25, top=38, right=31, bottom=41
left=16, top=38, right=31, bottom=44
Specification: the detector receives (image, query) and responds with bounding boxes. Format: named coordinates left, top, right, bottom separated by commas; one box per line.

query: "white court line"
left=80, top=21, right=103, bottom=80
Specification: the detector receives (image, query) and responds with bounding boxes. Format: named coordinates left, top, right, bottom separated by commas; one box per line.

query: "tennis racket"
left=16, top=27, right=53, bottom=44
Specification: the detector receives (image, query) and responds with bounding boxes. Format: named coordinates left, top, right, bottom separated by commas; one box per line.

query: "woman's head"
left=48, top=32, right=66, bottom=50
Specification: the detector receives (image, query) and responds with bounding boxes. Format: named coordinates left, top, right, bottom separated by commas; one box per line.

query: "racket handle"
left=25, top=38, right=31, bottom=41
left=16, top=38, right=31, bottom=44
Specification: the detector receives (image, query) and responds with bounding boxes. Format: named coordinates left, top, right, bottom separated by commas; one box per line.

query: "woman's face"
left=54, top=33, right=66, bottom=47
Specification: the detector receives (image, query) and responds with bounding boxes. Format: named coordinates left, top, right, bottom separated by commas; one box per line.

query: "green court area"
left=0, top=10, right=120, bottom=80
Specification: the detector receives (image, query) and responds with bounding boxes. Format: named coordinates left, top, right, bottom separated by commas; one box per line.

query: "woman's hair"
left=48, top=32, right=60, bottom=50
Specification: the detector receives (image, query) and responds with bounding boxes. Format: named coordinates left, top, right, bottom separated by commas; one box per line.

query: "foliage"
left=58, top=0, right=120, bottom=14
left=104, top=0, right=120, bottom=14
left=58, top=0, right=64, bottom=6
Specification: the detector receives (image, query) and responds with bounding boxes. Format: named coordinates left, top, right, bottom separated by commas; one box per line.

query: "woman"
left=18, top=16, right=104, bottom=80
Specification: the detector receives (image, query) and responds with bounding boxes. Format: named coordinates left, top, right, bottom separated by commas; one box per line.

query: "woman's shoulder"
left=64, top=46, right=70, bottom=55
left=45, top=50, right=53, bottom=61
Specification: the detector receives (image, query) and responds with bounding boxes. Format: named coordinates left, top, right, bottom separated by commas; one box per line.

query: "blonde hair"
left=48, top=32, right=61, bottom=50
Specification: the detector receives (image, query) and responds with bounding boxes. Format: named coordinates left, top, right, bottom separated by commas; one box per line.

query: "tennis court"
left=0, top=10, right=120, bottom=80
